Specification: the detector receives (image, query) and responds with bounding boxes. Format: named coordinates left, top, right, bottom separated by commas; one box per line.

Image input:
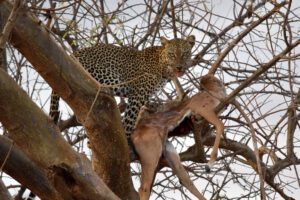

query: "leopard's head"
left=160, top=35, right=195, bottom=78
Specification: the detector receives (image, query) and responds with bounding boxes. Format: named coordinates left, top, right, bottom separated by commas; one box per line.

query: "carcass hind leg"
left=164, top=141, right=207, bottom=200
left=132, top=131, right=162, bottom=200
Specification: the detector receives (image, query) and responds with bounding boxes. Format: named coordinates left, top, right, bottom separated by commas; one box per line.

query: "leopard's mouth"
left=174, top=66, right=185, bottom=77
left=167, top=66, right=185, bottom=78
left=175, top=70, right=184, bottom=77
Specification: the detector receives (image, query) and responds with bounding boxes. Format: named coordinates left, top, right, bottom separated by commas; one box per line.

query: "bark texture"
left=0, top=0, right=136, bottom=199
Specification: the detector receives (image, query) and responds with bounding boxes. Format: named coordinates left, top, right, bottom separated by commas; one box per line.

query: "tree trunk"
left=0, top=68, right=120, bottom=200
left=0, top=135, right=61, bottom=200
left=0, top=0, right=137, bottom=199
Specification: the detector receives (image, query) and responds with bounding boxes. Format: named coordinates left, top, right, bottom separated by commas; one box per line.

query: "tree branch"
left=0, top=136, right=61, bottom=200
left=214, top=38, right=300, bottom=113
left=0, top=0, right=21, bottom=48
left=0, top=0, right=137, bottom=198
left=0, top=68, right=120, bottom=200
left=209, top=1, right=287, bottom=74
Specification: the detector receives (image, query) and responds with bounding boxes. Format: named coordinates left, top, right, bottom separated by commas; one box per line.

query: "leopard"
left=50, top=35, right=195, bottom=139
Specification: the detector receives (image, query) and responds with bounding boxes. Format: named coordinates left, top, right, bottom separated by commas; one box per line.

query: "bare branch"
left=209, top=1, right=287, bottom=74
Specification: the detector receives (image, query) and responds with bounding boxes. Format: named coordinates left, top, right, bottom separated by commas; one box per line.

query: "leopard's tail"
left=49, top=91, right=60, bottom=124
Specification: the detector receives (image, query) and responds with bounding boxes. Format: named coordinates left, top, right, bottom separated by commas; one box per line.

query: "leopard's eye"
left=182, top=51, right=190, bottom=59
left=168, top=52, right=176, bottom=59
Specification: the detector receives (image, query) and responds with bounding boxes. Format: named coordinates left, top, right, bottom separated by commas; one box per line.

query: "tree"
left=0, top=0, right=299, bottom=199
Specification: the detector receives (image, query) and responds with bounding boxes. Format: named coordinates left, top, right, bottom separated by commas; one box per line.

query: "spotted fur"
left=50, top=36, right=195, bottom=137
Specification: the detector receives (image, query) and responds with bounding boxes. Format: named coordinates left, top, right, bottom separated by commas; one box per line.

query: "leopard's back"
left=74, top=44, right=162, bottom=97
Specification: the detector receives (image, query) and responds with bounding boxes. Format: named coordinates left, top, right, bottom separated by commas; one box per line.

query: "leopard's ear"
left=160, top=36, right=169, bottom=46
left=186, top=35, right=195, bottom=46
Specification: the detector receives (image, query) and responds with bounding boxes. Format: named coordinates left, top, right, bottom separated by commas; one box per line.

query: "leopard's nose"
left=176, top=65, right=185, bottom=72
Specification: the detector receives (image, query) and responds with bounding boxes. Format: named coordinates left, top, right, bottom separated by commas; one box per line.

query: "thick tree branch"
left=0, top=0, right=137, bottom=198
left=0, top=136, right=61, bottom=200
left=0, top=0, right=21, bottom=48
left=181, top=135, right=296, bottom=200
left=0, top=68, right=120, bottom=200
